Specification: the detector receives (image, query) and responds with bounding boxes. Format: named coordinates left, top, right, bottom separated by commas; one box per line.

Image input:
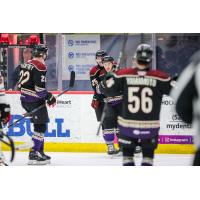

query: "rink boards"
left=2, top=91, right=196, bottom=154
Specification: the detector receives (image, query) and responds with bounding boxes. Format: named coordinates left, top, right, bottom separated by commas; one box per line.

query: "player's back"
left=18, top=59, right=47, bottom=102
left=116, top=67, right=171, bottom=121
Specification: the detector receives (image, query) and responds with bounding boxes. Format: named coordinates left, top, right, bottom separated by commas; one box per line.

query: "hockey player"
left=171, top=51, right=200, bottom=166
left=90, top=50, right=119, bottom=154
left=90, top=50, right=107, bottom=116
left=98, top=55, right=122, bottom=154
left=102, top=44, right=175, bottom=166
left=0, top=71, right=11, bottom=166
left=17, top=44, right=56, bottom=165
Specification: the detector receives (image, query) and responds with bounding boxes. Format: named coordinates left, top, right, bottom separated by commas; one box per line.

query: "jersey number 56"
left=128, top=87, right=153, bottom=113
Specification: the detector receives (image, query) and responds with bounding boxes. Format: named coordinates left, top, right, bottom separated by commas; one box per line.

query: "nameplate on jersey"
left=126, top=77, right=157, bottom=87
left=20, top=63, right=34, bottom=71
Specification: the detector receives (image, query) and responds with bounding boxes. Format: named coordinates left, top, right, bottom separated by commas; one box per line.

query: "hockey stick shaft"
left=8, top=71, right=75, bottom=128
left=39, top=33, right=44, bottom=44
left=96, top=103, right=108, bottom=136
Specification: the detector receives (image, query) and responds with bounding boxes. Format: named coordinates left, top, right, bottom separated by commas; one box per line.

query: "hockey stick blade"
left=0, top=137, right=34, bottom=151
left=15, top=140, right=34, bottom=150
left=69, top=71, right=75, bottom=88
left=57, top=71, right=76, bottom=98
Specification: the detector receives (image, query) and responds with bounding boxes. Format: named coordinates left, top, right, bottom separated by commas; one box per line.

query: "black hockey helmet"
left=135, top=44, right=153, bottom=64
left=32, top=44, right=48, bottom=58
left=95, top=50, right=107, bottom=58
left=102, top=55, right=114, bottom=63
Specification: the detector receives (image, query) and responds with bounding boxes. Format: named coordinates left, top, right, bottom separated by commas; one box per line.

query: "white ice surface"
left=3, top=152, right=194, bottom=166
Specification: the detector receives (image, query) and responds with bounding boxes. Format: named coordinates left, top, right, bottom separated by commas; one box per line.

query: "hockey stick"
left=14, top=140, right=34, bottom=150
left=96, top=102, right=108, bottom=136
left=39, top=33, right=44, bottom=44
left=0, top=130, right=15, bottom=162
left=0, top=132, right=33, bottom=163
left=0, top=134, right=34, bottom=150
left=8, top=70, right=75, bottom=128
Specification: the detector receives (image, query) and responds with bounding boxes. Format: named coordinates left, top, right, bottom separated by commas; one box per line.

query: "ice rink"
left=3, top=152, right=194, bottom=166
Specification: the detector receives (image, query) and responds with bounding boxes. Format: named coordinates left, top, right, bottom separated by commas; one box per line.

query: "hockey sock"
left=40, top=140, right=44, bottom=152
left=103, top=129, right=115, bottom=144
left=31, top=132, right=44, bottom=152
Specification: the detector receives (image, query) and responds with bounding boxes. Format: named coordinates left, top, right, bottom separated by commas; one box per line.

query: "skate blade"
left=46, top=160, right=51, bottom=164
left=27, top=160, right=49, bottom=165
left=107, top=151, right=122, bottom=158
left=134, top=152, right=142, bottom=158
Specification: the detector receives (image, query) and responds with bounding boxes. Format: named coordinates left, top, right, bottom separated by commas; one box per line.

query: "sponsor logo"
left=57, top=100, right=72, bottom=108
left=133, top=129, right=150, bottom=135
left=68, top=65, right=74, bottom=72
left=165, top=137, right=170, bottom=143
left=133, top=130, right=140, bottom=135
left=166, top=123, right=192, bottom=130
left=118, top=138, right=131, bottom=145
left=68, top=52, right=74, bottom=59
left=8, top=115, right=70, bottom=137
left=161, top=100, right=174, bottom=105
left=70, top=40, right=97, bottom=46
left=75, top=52, right=95, bottom=58
left=68, top=40, right=74, bottom=46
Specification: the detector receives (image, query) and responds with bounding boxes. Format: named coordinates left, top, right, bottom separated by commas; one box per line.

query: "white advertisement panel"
left=7, top=92, right=104, bottom=143
left=62, top=34, right=100, bottom=80
left=159, top=96, right=194, bottom=144
left=6, top=93, right=195, bottom=146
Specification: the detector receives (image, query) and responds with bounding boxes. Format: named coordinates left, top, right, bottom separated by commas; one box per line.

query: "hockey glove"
left=91, top=99, right=100, bottom=110
left=0, top=104, right=11, bottom=125
left=46, top=92, right=56, bottom=107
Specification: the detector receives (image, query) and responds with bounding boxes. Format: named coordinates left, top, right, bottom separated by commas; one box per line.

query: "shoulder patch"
left=28, top=60, right=47, bottom=71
